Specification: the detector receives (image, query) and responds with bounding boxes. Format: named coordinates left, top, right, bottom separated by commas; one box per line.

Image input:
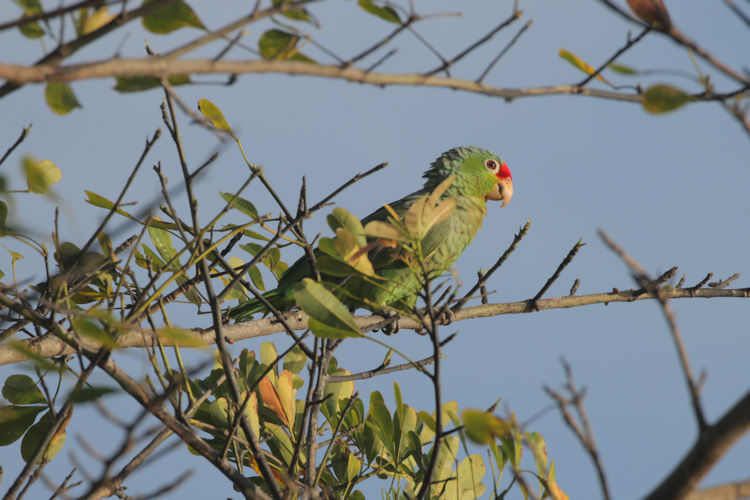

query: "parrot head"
left=423, top=146, right=513, bottom=207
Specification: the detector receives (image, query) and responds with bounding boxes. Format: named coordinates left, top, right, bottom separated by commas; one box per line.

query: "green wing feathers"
left=228, top=146, right=513, bottom=321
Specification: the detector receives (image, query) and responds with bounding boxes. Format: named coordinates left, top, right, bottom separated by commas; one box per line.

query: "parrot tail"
left=228, top=288, right=288, bottom=322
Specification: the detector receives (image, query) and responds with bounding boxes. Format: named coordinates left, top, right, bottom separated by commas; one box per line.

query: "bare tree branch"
left=0, top=59, right=644, bottom=103
left=3, top=284, right=747, bottom=365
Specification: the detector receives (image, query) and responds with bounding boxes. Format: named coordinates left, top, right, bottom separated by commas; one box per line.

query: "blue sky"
left=1, top=1, right=749, bottom=498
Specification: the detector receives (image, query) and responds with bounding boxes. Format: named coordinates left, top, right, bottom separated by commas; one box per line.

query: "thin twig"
left=598, top=229, right=707, bottom=431
left=328, top=356, right=434, bottom=382
left=424, top=11, right=522, bottom=77
left=0, top=124, right=31, bottom=166
left=577, top=27, right=650, bottom=87
left=476, top=19, right=533, bottom=83
left=723, top=0, right=750, bottom=28
left=452, top=219, right=530, bottom=313
left=531, top=238, right=585, bottom=309
left=545, top=359, right=611, bottom=500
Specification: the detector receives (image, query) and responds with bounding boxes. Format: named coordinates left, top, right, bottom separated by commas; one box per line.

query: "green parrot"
left=229, top=146, right=513, bottom=321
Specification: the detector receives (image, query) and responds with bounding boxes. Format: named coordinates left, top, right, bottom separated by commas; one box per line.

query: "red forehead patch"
left=497, top=162, right=512, bottom=180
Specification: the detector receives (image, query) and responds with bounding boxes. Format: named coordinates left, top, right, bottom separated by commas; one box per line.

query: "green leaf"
left=282, top=343, right=307, bottom=375
left=558, top=48, right=612, bottom=86
left=220, top=192, right=258, bottom=219
left=642, top=84, right=691, bottom=114
left=0, top=405, right=46, bottom=445
left=418, top=410, right=436, bottom=433
left=607, top=63, right=638, bottom=75
left=23, top=157, right=61, bottom=194
left=141, top=0, right=204, bottom=34
left=357, top=0, right=400, bottom=23
left=258, top=29, right=315, bottom=62
left=113, top=74, right=191, bottom=92
left=147, top=224, right=177, bottom=269
left=265, top=422, right=294, bottom=466
left=84, top=190, right=134, bottom=218
left=12, top=0, right=42, bottom=12
left=367, top=392, right=394, bottom=459
left=3, top=374, right=46, bottom=404
left=44, top=82, right=81, bottom=115
left=198, top=99, right=236, bottom=139
left=21, top=411, right=67, bottom=463
left=0, top=201, right=7, bottom=230
left=500, top=427, right=523, bottom=469
left=271, top=0, right=318, bottom=25
left=67, top=386, right=118, bottom=404
left=19, top=15, right=44, bottom=38
left=293, top=278, right=361, bottom=338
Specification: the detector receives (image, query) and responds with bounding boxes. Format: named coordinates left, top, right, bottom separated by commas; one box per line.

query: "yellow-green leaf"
left=525, top=431, right=549, bottom=478
left=198, top=99, right=236, bottom=139
left=220, top=256, right=250, bottom=299
left=71, top=317, right=119, bottom=349
left=141, top=0, right=204, bottom=34
left=244, top=391, right=260, bottom=439
left=23, top=157, right=61, bottom=194
left=608, top=63, right=638, bottom=75
left=333, top=227, right=375, bottom=276
left=642, top=84, right=691, bottom=113
left=81, top=6, right=115, bottom=34
left=157, top=328, right=206, bottom=347
left=84, top=190, right=137, bottom=220
left=558, top=49, right=612, bottom=86
left=293, top=278, right=361, bottom=338
left=327, top=207, right=367, bottom=247
left=462, top=409, right=511, bottom=444
left=363, top=220, right=407, bottom=242
left=147, top=224, right=176, bottom=269
left=21, top=411, right=67, bottom=463
left=220, top=192, right=258, bottom=219
left=19, top=15, right=44, bottom=38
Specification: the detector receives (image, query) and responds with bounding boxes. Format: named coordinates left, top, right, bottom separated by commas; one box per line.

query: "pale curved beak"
left=485, top=178, right=514, bottom=207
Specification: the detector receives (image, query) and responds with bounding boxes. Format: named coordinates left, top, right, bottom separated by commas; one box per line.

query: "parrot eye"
left=484, top=159, right=499, bottom=173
